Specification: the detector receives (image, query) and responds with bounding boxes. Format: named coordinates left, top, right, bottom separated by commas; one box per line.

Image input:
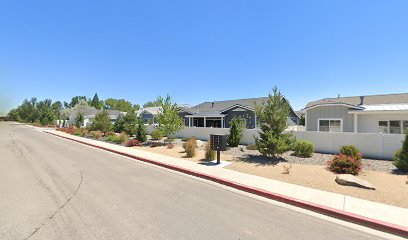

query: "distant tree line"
left=6, top=93, right=158, bottom=125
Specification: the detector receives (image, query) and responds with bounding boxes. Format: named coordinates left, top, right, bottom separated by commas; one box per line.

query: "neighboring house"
left=68, top=107, right=123, bottom=127
left=137, top=107, right=161, bottom=124
left=182, top=97, right=299, bottom=129
left=301, top=93, right=408, bottom=134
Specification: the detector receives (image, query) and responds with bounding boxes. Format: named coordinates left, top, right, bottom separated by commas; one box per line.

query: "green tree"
left=255, top=87, right=294, bottom=158
left=75, top=111, right=84, bottom=128
left=37, top=99, right=56, bottom=126
left=104, top=98, right=133, bottom=112
left=135, top=118, right=147, bottom=142
left=90, top=110, right=113, bottom=135
left=143, top=100, right=161, bottom=108
left=18, top=98, right=38, bottom=123
left=6, top=108, right=20, bottom=121
left=69, top=96, right=87, bottom=108
left=393, top=130, right=408, bottom=172
left=114, top=112, right=138, bottom=135
left=91, top=93, right=103, bottom=109
left=133, top=104, right=140, bottom=112
left=52, top=101, right=63, bottom=119
left=156, top=95, right=183, bottom=137
left=227, top=117, right=245, bottom=147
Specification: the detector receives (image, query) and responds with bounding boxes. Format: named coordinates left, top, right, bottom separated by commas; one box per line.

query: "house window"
left=404, top=121, right=408, bottom=134
left=390, top=120, right=401, bottom=134
left=378, top=121, right=389, bottom=134
left=318, top=119, right=342, bottom=132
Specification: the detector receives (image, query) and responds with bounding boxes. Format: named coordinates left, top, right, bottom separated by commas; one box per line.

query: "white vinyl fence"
left=147, top=126, right=404, bottom=159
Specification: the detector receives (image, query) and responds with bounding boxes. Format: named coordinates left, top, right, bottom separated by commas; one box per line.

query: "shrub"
left=246, top=144, right=258, bottom=150
left=227, top=117, right=245, bottom=147
left=182, top=136, right=196, bottom=142
left=119, top=132, right=129, bottom=144
left=73, top=129, right=82, bottom=136
left=167, top=143, right=175, bottom=149
left=393, top=131, right=408, bottom=172
left=293, top=140, right=314, bottom=158
left=340, top=145, right=362, bottom=160
left=126, top=139, right=141, bottom=147
left=65, top=127, right=76, bottom=134
left=184, top=139, right=197, bottom=158
left=164, top=137, right=175, bottom=144
left=151, top=130, right=164, bottom=140
left=91, top=130, right=102, bottom=140
left=107, top=134, right=120, bottom=143
left=205, top=139, right=216, bottom=161
left=106, top=131, right=116, bottom=136
left=327, top=154, right=362, bottom=175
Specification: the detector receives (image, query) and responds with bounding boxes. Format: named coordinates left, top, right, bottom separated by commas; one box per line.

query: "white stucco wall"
left=357, top=113, right=408, bottom=133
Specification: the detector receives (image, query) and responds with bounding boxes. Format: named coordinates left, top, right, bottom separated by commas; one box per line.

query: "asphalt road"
left=0, top=122, right=387, bottom=240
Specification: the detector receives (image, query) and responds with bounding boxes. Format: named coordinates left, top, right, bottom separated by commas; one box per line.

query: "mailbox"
left=210, top=134, right=227, bottom=151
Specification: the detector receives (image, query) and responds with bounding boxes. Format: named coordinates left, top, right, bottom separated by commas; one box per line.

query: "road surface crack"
left=24, top=170, right=84, bottom=240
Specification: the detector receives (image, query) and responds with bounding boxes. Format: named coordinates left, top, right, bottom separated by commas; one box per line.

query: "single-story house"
left=181, top=97, right=299, bottom=129
left=301, top=93, right=408, bottom=134
left=137, top=107, right=161, bottom=125
left=67, top=107, right=123, bottom=127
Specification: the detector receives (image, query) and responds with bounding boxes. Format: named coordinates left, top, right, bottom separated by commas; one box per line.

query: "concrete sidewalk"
left=44, top=129, right=408, bottom=234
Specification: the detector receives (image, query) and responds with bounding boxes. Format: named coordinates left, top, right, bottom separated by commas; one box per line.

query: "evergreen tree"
left=136, top=118, right=147, bottom=142
left=393, top=130, right=408, bottom=172
left=227, top=117, right=245, bottom=147
left=90, top=110, right=113, bottom=135
left=255, top=86, right=294, bottom=158
left=91, top=93, right=103, bottom=109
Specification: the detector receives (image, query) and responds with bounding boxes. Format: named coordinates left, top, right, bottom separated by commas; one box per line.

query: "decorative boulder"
left=335, top=174, right=375, bottom=190
left=196, top=140, right=204, bottom=148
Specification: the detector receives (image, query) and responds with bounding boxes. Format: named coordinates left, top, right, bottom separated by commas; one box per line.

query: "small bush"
left=393, top=132, right=408, bottom=172
left=205, top=139, right=216, bottom=161
left=106, top=131, right=116, bottom=136
left=327, top=154, right=362, bottom=175
left=167, top=143, right=175, bottom=149
left=151, top=130, right=164, bottom=140
left=164, top=137, right=175, bottom=144
left=282, top=164, right=292, bottom=174
left=340, top=145, right=362, bottom=160
left=246, top=144, right=257, bottom=150
left=126, top=139, right=141, bottom=147
left=293, top=140, right=314, bottom=158
left=90, top=130, right=102, bottom=140
left=65, top=127, right=76, bottom=134
left=182, top=136, right=196, bottom=142
left=185, top=139, right=197, bottom=158
left=73, top=129, right=82, bottom=136
left=107, top=134, right=120, bottom=143
left=119, top=132, right=129, bottom=144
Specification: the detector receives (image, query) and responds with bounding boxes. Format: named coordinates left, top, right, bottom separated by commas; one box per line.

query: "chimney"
left=359, top=96, right=365, bottom=105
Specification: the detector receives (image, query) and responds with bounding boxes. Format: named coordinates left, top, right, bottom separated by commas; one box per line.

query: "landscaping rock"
left=240, top=147, right=247, bottom=152
left=196, top=140, right=204, bottom=148
left=335, top=174, right=376, bottom=190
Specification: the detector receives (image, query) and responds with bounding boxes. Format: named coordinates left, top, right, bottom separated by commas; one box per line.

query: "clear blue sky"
left=1, top=0, right=408, bottom=112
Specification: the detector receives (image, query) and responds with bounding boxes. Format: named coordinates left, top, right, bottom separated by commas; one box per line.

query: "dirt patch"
left=226, top=160, right=408, bottom=208
left=130, top=143, right=408, bottom=208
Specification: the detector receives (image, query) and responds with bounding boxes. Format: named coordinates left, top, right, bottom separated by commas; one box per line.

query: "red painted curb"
left=45, top=131, right=408, bottom=238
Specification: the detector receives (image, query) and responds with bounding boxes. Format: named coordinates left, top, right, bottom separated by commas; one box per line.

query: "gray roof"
left=70, top=107, right=122, bottom=119
left=187, top=97, right=269, bottom=113
left=305, top=93, right=408, bottom=108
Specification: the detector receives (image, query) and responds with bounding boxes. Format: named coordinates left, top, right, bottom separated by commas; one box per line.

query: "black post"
left=217, top=150, right=221, bottom=164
